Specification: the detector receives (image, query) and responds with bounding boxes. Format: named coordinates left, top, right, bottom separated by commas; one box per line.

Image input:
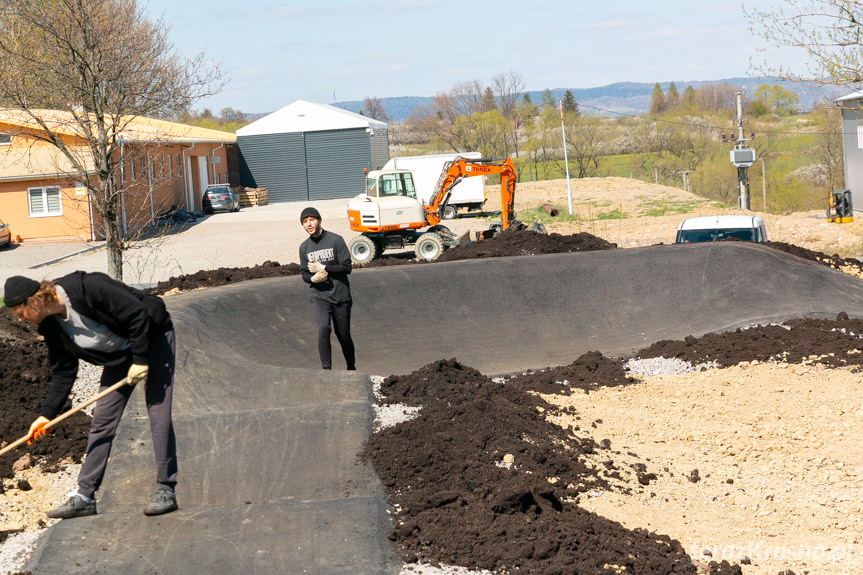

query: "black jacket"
left=37, top=271, right=173, bottom=418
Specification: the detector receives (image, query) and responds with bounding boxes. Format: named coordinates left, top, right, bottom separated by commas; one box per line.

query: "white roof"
left=236, top=100, right=387, bottom=137
left=836, top=91, right=863, bottom=103
left=677, top=215, right=765, bottom=230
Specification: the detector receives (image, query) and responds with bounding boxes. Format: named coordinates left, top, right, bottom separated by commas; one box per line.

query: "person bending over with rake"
left=4, top=272, right=178, bottom=519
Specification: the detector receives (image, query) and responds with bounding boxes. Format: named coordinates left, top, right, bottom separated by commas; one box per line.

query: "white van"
left=675, top=215, right=768, bottom=244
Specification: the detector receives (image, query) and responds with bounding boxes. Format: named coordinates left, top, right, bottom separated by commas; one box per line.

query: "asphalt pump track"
left=24, top=242, right=863, bottom=574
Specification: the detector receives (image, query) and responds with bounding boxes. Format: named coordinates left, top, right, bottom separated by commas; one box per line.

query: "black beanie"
left=300, top=207, right=321, bottom=222
left=4, top=276, right=40, bottom=308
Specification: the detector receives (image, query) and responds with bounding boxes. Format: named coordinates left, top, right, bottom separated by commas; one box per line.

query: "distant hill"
left=334, top=78, right=842, bottom=123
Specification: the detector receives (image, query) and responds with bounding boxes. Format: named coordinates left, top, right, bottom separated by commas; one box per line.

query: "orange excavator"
left=346, top=157, right=518, bottom=263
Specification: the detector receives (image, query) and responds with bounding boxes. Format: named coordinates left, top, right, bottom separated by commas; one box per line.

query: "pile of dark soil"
left=148, top=227, right=615, bottom=293
left=0, top=311, right=90, bottom=479
left=364, top=358, right=705, bottom=574
left=638, top=315, right=863, bottom=368
left=764, top=240, right=863, bottom=274
left=150, top=260, right=300, bottom=295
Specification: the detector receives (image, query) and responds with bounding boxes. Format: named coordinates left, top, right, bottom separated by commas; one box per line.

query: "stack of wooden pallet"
left=237, top=187, right=268, bottom=208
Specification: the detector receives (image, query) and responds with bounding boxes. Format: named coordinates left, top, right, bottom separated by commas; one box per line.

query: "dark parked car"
left=0, top=217, right=11, bottom=248
left=203, top=185, right=240, bottom=214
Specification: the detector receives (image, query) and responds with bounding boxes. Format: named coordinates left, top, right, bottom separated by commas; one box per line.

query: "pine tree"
left=666, top=82, right=680, bottom=109
left=561, top=90, right=578, bottom=114
left=682, top=86, right=697, bottom=108
left=541, top=88, right=555, bottom=109
left=649, top=82, right=666, bottom=114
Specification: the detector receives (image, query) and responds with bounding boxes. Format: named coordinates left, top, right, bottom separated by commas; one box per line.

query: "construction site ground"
left=0, top=177, right=862, bottom=575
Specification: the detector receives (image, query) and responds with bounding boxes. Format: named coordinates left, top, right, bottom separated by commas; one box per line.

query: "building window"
left=28, top=187, right=62, bottom=217
left=0, top=133, right=10, bottom=146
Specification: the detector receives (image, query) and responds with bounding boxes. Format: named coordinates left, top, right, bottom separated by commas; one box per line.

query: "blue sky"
left=143, top=0, right=807, bottom=114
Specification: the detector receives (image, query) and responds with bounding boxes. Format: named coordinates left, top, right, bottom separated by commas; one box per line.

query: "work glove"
left=27, top=416, right=51, bottom=445
left=127, top=363, right=149, bottom=386
left=311, top=271, right=329, bottom=283
left=308, top=260, right=326, bottom=274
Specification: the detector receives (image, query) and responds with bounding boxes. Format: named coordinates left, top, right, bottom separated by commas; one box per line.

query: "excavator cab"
left=829, top=189, right=854, bottom=224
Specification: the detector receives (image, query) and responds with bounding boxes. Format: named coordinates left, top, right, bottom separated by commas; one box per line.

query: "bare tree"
left=0, top=0, right=224, bottom=280
left=694, top=83, right=738, bottom=112
left=565, top=114, right=606, bottom=178
left=809, top=105, right=845, bottom=193
left=491, top=69, right=525, bottom=156
left=408, top=71, right=526, bottom=157
left=746, top=0, right=863, bottom=89
left=407, top=80, right=489, bottom=152
left=362, top=96, right=391, bottom=123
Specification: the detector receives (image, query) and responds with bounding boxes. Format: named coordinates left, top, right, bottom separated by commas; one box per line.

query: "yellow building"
left=0, top=109, right=236, bottom=242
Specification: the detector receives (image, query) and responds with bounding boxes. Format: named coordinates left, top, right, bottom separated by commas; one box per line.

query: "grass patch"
left=637, top=197, right=719, bottom=216
left=518, top=205, right=584, bottom=224
left=595, top=209, right=628, bottom=220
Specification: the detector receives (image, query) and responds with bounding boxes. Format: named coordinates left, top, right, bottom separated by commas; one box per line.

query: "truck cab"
left=347, top=170, right=426, bottom=233
left=675, top=215, right=768, bottom=243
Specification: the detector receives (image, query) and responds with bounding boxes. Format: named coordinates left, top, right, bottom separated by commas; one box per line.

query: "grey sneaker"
left=144, top=489, right=178, bottom=516
left=46, top=494, right=97, bottom=519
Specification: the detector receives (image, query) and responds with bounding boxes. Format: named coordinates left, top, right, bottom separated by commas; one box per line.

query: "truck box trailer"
left=382, top=152, right=485, bottom=219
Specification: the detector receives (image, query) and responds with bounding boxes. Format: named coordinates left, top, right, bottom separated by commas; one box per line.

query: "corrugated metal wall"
left=305, top=128, right=369, bottom=200
left=841, top=105, right=862, bottom=211
left=238, top=127, right=390, bottom=203
left=369, top=128, right=389, bottom=170
left=237, top=133, right=308, bottom=203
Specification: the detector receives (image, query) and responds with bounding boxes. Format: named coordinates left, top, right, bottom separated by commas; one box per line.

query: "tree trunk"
left=104, top=225, right=124, bottom=281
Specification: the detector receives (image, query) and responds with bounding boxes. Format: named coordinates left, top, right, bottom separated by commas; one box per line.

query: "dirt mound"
left=435, top=225, right=618, bottom=261
left=365, top=358, right=707, bottom=574
left=764, top=240, right=863, bottom=277
left=637, top=315, right=863, bottom=368
left=0, top=310, right=90, bottom=480
left=150, top=260, right=301, bottom=295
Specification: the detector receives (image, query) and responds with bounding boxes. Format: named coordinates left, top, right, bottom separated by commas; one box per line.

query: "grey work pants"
left=77, top=329, right=178, bottom=499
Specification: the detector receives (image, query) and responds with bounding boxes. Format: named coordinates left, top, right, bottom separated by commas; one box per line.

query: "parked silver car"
left=0, top=217, right=11, bottom=248
left=203, top=185, right=240, bottom=214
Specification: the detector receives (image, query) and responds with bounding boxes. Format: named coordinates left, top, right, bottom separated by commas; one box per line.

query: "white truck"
left=381, top=152, right=485, bottom=220
left=674, top=215, right=768, bottom=243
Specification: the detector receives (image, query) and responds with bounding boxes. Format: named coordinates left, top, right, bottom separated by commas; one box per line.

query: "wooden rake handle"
left=0, top=377, right=130, bottom=459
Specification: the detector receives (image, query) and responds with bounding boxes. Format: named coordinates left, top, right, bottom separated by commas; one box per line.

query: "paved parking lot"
left=0, top=198, right=482, bottom=297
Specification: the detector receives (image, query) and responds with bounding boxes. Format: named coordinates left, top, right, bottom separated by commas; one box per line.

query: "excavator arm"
left=424, top=157, right=517, bottom=229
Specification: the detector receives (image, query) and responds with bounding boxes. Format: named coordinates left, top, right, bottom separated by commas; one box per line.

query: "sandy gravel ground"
left=544, top=361, right=862, bottom=575
left=511, top=176, right=863, bottom=255
left=3, top=176, right=863, bottom=574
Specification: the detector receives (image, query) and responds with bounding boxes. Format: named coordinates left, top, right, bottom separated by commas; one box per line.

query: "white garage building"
left=236, top=100, right=389, bottom=203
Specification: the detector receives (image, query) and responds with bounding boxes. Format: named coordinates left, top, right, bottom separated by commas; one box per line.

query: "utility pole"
left=559, top=99, right=573, bottom=215
left=721, top=91, right=756, bottom=210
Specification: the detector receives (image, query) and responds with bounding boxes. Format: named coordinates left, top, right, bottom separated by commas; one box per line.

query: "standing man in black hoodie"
left=298, top=206, right=356, bottom=370
left=4, top=272, right=179, bottom=519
